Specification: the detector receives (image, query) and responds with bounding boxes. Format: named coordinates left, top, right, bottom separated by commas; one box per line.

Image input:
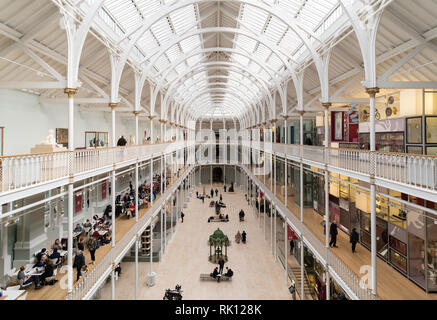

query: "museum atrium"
left=0, top=0, right=437, bottom=301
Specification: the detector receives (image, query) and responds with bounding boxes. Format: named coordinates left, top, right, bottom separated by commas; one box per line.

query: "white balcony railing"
left=265, top=143, right=437, bottom=192
left=0, top=142, right=187, bottom=194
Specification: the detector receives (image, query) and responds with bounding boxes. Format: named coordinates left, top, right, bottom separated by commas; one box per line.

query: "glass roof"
left=80, top=0, right=344, bottom=120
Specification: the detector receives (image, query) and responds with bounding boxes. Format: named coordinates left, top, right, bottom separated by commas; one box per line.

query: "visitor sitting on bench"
left=225, top=267, right=233, bottom=278
left=210, top=267, right=219, bottom=279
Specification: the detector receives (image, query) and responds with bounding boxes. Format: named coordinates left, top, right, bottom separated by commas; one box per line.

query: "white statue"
left=42, top=129, right=56, bottom=145
left=129, top=135, right=135, bottom=145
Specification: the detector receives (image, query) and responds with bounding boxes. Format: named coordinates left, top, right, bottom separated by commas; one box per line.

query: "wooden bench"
left=200, top=274, right=232, bottom=281
left=208, top=217, right=229, bottom=222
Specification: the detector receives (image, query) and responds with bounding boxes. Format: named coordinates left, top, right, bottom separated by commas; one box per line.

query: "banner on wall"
left=102, top=181, right=107, bottom=200
left=288, top=225, right=298, bottom=240
left=75, top=192, right=83, bottom=213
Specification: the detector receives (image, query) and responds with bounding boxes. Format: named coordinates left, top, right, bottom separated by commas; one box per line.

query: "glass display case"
left=85, top=131, right=108, bottom=148
left=406, top=116, right=437, bottom=155
left=359, top=132, right=404, bottom=152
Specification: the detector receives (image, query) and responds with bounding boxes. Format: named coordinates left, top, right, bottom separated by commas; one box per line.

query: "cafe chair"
left=44, top=269, right=57, bottom=285
left=19, top=280, right=33, bottom=290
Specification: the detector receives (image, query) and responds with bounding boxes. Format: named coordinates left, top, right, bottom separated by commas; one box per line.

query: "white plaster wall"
left=0, top=89, right=143, bottom=155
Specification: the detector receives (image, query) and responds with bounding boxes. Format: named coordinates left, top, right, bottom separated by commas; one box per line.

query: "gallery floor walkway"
left=98, top=184, right=291, bottom=300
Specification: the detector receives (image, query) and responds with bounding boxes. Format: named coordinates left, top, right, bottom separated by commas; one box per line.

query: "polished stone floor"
left=98, top=184, right=291, bottom=300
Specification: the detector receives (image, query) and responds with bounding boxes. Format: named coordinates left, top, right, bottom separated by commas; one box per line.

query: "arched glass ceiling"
left=81, top=0, right=343, bottom=120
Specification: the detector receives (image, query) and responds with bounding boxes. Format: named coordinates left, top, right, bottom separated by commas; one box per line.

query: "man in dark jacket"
left=73, top=250, right=86, bottom=281
left=329, top=221, right=338, bottom=248
left=350, top=228, right=359, bottom=253
left=289, top=239, right=295, bottom=255
left=218, top=257, right=225, bottom=274
left=210, top=188, right=214, bottom=198
left=117, top=136, right=127, bottom=146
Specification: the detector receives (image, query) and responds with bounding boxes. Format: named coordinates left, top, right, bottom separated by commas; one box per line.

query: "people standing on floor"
left=196, top=191, right=199, bottom=198
left=215, top=188, right=219, bottom=197
left=329, top=221, right=338, bottom=248
left=242, top=231, right=247, bottom=244
left=180, top=211, right=185, bottom=223
left=218, top=256, right=225, bottom=274
left=224, top=185, right=227, bottom=192
left=210, top=188, right=214, bottom=198
left=290, top=239, right=295, bottom=255
left=77, top=237, right=84, bottom=252
left=350, top=228, right=359, bottom=253
left=220, top=194, right=223, bottom=201
left=88, top=236, right=99, bottom=265
left=235, top=231, right=241, bottom=244
left=73, top=250, right=86, bottom=281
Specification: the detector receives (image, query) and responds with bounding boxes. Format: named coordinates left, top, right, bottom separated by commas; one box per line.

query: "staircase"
left=289, top=266, right=314, bottom=300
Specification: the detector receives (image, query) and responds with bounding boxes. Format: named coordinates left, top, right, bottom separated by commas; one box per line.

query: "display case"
left=406, top=116, right=437, bottom=155
left=85, top=131, right=108, bottom=148
left=359, top=132, right=404, bottom=152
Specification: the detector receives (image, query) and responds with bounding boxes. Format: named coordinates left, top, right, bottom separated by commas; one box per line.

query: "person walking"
left=220, top=194, right=223, bottom=201
left=290, top=239, right=295, bottom=255
left=218, top=256, right=225, bottom=274
left=350, top=228, right=359, bottom=253
left=224, top=185, right=227, bottom=192
left=235, top=231, right=241, bottom=244
left=210, top=188, right=214, bottom=198
left=180, top=211, right=185, bottom=223
left=329, top=221, right=338, bottom=248
left=88, top=236, right=99, bottom=265
left=242, top=231, right=247, bottom=244
left=73, top=250, right=86, bottom=281
left=215, top=188, right=219, bottom=197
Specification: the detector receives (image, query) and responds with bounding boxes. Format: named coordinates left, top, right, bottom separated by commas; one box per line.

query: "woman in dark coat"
left=241, top=231, right=247, bottom=244
left=350, top=228, right=359, bottom=253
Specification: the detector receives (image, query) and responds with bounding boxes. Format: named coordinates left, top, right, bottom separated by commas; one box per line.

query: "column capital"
left=298, top=110, right=305, bottom=116
left=282, top=115, right=289, bottom=120
left=159, top=119, right=167, bottom=124
left=148, top=115, right=155, bottom=120
left=365, top=87, right=380, bottom=98
left=321, top=102, right=332, bottom=109
left=270, top=119, right=278, bottom=124
left=262, top=122, right=267, bottom=126
left=64, top=88, right=78, bottom=98
left=133, top=111, right=141, bottom=116
left=109, top=102, right=118, bottom=110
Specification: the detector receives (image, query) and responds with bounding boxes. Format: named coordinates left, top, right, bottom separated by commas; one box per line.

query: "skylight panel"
left=137, top=30, right=160, bottom=52
left=239, top=5, right=268, bottom=35
left=234, top=35, right=257, bottom=53
left=253, top=43, right=271, bottom=62
left=232, top=55, right=250, bottom=67
left=150, top=17, right=174, bottom=45
left=136, top=0, right=162, bottom=20
left=165, top=44, right=182, bottom=63
left=180, top=36, right=202, bottom=54
left=263, top=16, right=287, bottom=43
left=155, top=54, right=170, bottom=72
left=104, top=0, right=142, bottom=33
left=169, top=5, right=197, bottom=35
